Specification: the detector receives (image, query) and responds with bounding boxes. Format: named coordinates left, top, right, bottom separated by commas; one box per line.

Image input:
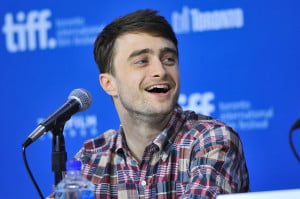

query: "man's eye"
left=163, top=57, right=176, bottom=65
left=135, top=59, right=148, bottom=65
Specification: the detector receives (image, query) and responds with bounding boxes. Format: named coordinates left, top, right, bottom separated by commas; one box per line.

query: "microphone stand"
left=51, top=123, right=67, bottom=186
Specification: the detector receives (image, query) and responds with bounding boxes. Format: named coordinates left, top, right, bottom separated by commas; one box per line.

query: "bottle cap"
left=66, top=159, right=82, bottom=171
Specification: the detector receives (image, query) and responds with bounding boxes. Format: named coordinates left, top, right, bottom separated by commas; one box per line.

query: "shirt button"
left=161, top=153, right=168, bottom=161
left=141, top=180, right=147, bottom=186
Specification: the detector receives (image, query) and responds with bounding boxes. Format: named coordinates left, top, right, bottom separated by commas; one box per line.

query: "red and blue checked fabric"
left=75, top=105, right=249, bottom=199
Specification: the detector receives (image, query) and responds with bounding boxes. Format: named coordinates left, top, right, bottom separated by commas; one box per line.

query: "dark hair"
left=93, top=9, right=178, bottom=75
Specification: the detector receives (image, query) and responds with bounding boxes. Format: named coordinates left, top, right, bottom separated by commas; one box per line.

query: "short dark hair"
left=93, top=9, right=178, bottom=75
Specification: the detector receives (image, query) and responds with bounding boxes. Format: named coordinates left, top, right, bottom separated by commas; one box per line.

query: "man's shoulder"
left=182, top=110, right=237, bottom=142
left=82, top=129, right=118, bottom=151
left=183, top=110, right=228, bottom=130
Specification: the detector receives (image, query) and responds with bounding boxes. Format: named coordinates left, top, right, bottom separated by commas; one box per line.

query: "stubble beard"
left=118, top=90, right=179, bottom=125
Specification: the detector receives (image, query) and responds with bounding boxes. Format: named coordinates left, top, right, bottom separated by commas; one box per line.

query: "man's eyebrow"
left=160, top=47, right=178, bottom=56
left=128, top=48, right=154, bottom=60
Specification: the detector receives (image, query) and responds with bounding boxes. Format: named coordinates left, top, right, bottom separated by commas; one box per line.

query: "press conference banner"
left=1, top=1, right=299, bottom=198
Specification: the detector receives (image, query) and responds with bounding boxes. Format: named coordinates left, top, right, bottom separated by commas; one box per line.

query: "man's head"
left=96, top=9, right=180, bottom=123
left=94, top=9, right=178, bottom=75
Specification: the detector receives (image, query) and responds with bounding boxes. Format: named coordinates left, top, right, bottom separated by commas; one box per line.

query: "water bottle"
left=55, top=160, right=95, bottom=199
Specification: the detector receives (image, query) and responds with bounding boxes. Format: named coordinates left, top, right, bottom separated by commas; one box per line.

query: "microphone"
left=22, top=88, right=92, bottom=148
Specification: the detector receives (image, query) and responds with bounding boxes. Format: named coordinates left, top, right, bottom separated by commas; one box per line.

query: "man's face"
left=109, top=33, right=180, bottom=118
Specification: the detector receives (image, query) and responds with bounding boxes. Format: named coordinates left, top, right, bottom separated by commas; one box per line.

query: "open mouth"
left=145, top=84, right=170, bottom=94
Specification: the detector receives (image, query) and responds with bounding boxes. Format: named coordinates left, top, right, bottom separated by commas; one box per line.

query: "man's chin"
left=147, top=104, right=175, bottom=116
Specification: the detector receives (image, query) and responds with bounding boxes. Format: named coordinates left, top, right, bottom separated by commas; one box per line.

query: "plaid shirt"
left=75, top=105, right=249, bottom=199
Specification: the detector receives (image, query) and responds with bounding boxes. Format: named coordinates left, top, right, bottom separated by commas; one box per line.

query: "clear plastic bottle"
left=55, top=160, right=95, bottom=199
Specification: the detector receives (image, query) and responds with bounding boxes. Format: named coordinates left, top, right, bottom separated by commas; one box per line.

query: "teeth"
left=147, top=85, right=169, bottom=91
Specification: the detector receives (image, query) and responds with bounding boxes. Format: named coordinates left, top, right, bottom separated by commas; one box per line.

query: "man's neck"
left=120, top=112, right=172, bottom=164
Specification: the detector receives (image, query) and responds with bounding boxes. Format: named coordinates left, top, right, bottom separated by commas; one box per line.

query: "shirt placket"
left=137, top=144, right=159, bottom=199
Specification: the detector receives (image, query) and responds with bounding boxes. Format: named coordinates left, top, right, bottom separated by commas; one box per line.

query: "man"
left=75, top=9, right=249, bottom=198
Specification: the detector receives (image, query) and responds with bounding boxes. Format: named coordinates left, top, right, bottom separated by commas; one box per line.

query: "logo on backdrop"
left=179, top=92, right=216, bottom=116
left=178, top=92, right=275, bottom=131
left=1, top=9, right=104, bottom=53
left=2, top=6, right=244, bottom=53
left=2, top=9, right=56, bottom=53
left=171, top=6, right=244, bottom=34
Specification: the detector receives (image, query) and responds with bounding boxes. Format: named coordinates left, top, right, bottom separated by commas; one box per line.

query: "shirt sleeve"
left=74, top=147, right=84, bottom=160
left=183, top=126, right=249, bottom=198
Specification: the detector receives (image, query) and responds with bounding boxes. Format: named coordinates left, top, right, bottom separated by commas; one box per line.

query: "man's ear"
left=99, top=73, right=117, bottom=97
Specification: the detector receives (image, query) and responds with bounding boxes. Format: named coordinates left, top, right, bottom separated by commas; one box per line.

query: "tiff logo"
left=179, top=92, right=215, bottom=116
left=2, top=9, right=57, bottom=53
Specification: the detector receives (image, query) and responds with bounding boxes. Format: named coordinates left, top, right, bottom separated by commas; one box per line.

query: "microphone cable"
left=22, top=146, right=44, bottom=199
left=289, top=119, right=300, bottom=162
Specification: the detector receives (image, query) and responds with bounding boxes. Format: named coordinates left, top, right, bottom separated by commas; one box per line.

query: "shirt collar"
left=115, top=126, right=127, bottom=154
left=153, top=105, right=186, bottom=153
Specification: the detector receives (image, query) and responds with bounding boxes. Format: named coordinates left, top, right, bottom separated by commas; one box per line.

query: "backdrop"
left=1, top=0, right=299, bottom=198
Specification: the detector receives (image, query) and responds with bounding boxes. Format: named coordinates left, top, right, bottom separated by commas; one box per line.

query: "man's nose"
left=150, top=59, right=167, bottom=78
